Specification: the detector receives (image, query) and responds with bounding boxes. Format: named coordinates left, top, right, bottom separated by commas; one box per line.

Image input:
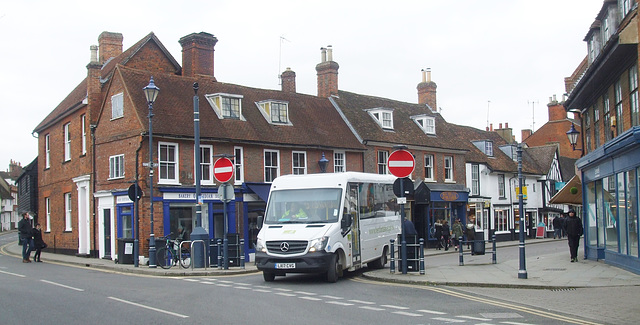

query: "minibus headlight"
left=309, top=236, right=328, bottom=252
left=256, top=238, right=266, bottom=253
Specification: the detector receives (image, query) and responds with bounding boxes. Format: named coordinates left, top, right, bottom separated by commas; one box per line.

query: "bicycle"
left=156, top=233, right=192, bottom=269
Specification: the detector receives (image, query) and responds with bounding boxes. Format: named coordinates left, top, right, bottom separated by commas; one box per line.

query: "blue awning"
left=246, top=183, right=271, bottom=202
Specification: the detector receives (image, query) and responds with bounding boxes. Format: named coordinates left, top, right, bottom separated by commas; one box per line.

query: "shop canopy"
left=549, top=175, right=582, bottom=205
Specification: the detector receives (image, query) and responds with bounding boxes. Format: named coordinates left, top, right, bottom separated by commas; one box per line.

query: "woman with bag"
left=32, top=223, right=47, bottom=262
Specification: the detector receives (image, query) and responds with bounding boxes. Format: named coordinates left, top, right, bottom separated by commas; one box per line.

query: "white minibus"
left=255, top=172, right=401, bottom=282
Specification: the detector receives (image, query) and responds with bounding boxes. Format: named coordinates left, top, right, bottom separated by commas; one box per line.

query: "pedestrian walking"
left=32, top=223, right=47, bottom=262
left=451, top=218, right=464, bottom=250
left=552, top=215, right=563, bottom=239
left=18, top=212, right=34, bottom=263
left=442, top=220, right=451, bottom=251
left=563, top=209, right=583, bottom=262
left=434, top=220, right=443, bottom=250
left=466, top=215, right=476, bottom=249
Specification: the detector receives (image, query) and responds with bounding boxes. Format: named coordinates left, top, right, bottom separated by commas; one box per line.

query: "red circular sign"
left=213, top=157, right=234, bottom=183
left=387, top=150, right=415, bottom=178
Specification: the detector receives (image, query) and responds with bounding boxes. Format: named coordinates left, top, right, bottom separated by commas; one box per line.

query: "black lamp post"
left=191, top=82, right=208, bottom=268
left=143, top=77, right=159, bottom=268
left=517, top=143, right=527, bottom=279
left=318, top=152, right=329, bottom=173
left=566, top=123, right=582, bottom=152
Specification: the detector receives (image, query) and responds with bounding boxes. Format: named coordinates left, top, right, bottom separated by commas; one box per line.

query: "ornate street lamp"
left=566, top=123, right=582, bottom=152
left=318, top=152, right=329, bottom=173
left=143, top=77, right=159, bottom=268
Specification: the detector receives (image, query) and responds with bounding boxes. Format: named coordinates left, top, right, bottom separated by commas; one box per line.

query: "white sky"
left=0, top=0, right=604, bottom=171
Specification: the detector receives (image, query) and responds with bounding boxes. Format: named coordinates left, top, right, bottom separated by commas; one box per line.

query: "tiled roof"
left=33, top=78, right=88, bottom=133
left=448, top=123, right=517, bottom=172
left=116, top=67, right=366, bottom=150
left=330, top=91, right=467, bottom=151
left=525, top=145, right=558, bottom=174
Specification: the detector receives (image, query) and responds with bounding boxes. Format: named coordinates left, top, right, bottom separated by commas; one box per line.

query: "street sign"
left=387, top=149, right=415, bottom=178
left=393, top=177, right=414, bottom=197
left=218, top=183, right=234, bottom=203
left=213, top=157, right=234, bottom=183
left=127, top=184, right=143, bottom=202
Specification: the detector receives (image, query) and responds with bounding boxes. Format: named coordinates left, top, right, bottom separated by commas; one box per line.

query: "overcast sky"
left=0, top=0, right=604, bottom=172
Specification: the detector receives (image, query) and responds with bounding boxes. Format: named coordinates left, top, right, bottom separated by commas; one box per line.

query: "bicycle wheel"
left=157, top=247, right=174, bottom=269
left=179, top=247, right=191, bottom=269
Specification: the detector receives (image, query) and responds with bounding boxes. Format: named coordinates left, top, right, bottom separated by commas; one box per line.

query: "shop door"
left=103, top=208, right=112, bottom=258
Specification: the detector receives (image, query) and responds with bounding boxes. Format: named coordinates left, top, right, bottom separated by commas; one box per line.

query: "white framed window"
left=444, top=156, right=454, bottom=182
left=206, top=93, right=245, bottom=120
left=412, top=115, right=436, bottom=134
left=198, top=145, right=214, bottom=185
left=234, top=147, right=244, bottom=184
left=45, top=197, right=51, bottom=232
left=81, top=114, right=87, bottom=155
left=159, top=142, right=180, bottom=184
left=111, top=92, right=124, bottom=119
left=334, top=151, right=345, bottom=173
left=109, top=154, right=125, bottom=179
left=630, top=64, right=639, bottom=126
left=471, top=164, right=479, bottom=195
left=424, top=154, right=434, bottom=181
left=602, top=13, right=610, bottom=44
left=292, top=151, right=307, bottom=175
left=494, top=208, right=509, bottom=232
left=615, top=80, right=624, bottom=134
left=64, top=123, right=71, bottom=162
left=498, top=174, right=505, bottom=198
left=257, top=100, right=290, bottom=125
left=45, top=134, right=50, bottom=169
left=64, top=192, right=72, bottom=231
left=367, top=108, right=394, bottom=130
left=264, top=149, right=280, bottom=182
left=485, top=141, right=493, bottom=156
left=377, top=150, right=389, bottom=175
left=620, top=0, right=632, bottom=19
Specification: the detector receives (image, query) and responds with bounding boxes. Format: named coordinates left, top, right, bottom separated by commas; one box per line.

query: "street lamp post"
left=191, top=82, right=208, bottom=268
left=517, top=143, right=528, bottom=279
left=566, top=123, right=583, bottom=153
left=143, top=77, right=159, bottom=268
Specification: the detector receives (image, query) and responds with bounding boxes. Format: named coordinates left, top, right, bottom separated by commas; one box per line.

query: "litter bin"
left=473, top=239, right=485, bottom=255
left=117, top=238, right=135, bottom=264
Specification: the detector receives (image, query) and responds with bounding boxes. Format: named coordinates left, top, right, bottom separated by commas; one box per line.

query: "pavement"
left=3, top=233, right=640, bottom=289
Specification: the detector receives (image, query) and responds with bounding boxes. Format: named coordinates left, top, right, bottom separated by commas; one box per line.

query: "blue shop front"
left=577, top=126, right=640, bottom=274
left=412, top=181, right=469, bottom=247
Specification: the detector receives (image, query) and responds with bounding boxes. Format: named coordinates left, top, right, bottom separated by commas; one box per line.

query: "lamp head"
left=143, top=77, right=160, bottom=104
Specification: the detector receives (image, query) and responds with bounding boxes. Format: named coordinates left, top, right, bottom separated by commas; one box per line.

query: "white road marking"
left=360, top=306, right=386, bottom=311
left=108, top=297, right=189, bottom=318
left=320, top=295, right=342, bottom=299
left=457, top=315, right=492, bottom=321
left=299, top=296, right=322, bottom=301
left=275, top=292, right=296, bottom=297
left=200, top=281, right=215, bottom=284
left=348, top=299, right=375, bottom=304
left=294, top=291, right=316, bottom=295
left=381, top=304, right=409, bottom=310
left=326, top=301, right=354, bottom=306
left=501, top=322, right=533, bottom=325
left=432, top=317, right=466, bottom=323
left=417, top=309, right=446, bottom=315
left=392, top=311, right=423, bottom=317
left=0, top=269, right=26, bottom=277
left=40, top=279, right=84, bottom=292
left=183, top=278, right=200, bottom=282
left=253, top=289, right=272, bottom=293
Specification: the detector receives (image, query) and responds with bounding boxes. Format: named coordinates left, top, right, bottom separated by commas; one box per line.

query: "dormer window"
left=472, top=140, right=494, bottom=157
left=366, top=108, right=394, bottom=130
left=206, top=93, right=245, bottom=120
left=257, top=100, right=290, bottom=125
left=411, top=115, right=436, bottom=135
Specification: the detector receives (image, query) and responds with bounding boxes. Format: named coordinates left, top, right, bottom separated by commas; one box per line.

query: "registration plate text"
left=275, top=263, right=295, bottom=269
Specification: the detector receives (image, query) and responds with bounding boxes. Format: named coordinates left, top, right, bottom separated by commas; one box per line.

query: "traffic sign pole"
left=387, top=149, right=415, bottom=275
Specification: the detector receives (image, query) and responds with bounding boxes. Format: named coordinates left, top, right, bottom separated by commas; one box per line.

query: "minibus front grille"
left=266, top=240, right=308, bottom=254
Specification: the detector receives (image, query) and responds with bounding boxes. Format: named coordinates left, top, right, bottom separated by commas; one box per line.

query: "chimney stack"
left=98, top=32, right=123, bottom=65
left=316, top=45, right=339, bottom=97
left=417, top=68, right=437, bottom=112
left=179, top=32, right=218, bottom=78
left=522, top=129, right=533, bottom=141
left=499, top=123, right=503, bottom=129
left=547, top=94, right=568, bottom=121
left=90, top=45, right=98, bottom=64
left=281, top=67, right=296, bottom=93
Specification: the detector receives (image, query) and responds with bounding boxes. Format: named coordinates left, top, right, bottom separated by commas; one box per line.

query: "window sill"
left=63, top=229, right=72, bottom=233
left=158, top=181, right=182, bottom=186
left=108, top=177, right=125, bottom=181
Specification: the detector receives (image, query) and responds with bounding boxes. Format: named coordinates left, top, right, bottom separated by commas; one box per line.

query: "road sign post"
left=387, top=149, right=415, bottom=275
left=213, top=157, right=234, bottom=269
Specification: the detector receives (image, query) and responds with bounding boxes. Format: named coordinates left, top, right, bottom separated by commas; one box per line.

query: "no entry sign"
left=387, top=149, right=415, bottom=178
left=213, top=157, right=234, bottom=183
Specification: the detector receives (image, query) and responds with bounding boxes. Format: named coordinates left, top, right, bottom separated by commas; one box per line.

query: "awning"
left=245, top=183, right=271, bottom=202
left=549, top=175, right=582, bottom=205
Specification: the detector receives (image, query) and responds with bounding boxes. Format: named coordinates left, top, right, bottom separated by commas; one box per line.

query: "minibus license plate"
left=275, top=263, right=295, bottom=269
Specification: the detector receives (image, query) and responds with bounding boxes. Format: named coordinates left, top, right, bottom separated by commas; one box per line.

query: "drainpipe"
left=91, top=124, right=97, bottom=258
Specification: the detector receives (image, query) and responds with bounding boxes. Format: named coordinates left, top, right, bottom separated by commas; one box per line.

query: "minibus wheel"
left=326, top=253, right=341, bottom=283
left=263, top=271, right=276, bottom=282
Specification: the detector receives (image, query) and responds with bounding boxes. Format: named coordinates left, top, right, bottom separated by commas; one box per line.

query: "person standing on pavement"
left=563, top=209, right=583, bottom=262
left=552, top=215, right=563, bottom=239
left=442, top=220, right=451, bottom=251
left=32, top=223, right=47, bottom=262
left=18, top=212, right=34, bottom=263
left=466, top=215, right=476, bottom=249
left=452, top=218, right=464, bottom=251
left=434, top=219, right=443, bottom=250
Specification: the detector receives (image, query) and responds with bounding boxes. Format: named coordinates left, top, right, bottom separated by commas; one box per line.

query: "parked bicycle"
left=156, top=232, right=191, bottom=269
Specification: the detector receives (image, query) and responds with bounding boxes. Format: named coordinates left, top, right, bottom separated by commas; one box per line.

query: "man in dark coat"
left=18, top=212, right=34, bottom=263
left=563, top=209, right=583, bottom=262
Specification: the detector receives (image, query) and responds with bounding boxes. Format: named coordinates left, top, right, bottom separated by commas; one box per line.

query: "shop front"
left=413, top=182, right=469, bottom=247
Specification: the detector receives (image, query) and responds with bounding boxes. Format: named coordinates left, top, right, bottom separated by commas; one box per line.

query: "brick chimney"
left=98, top=32, right=123, bottom=65
left=547, top=94, right=568, bottom=121
left=281, top=67, right=296, bottom=93
left=522, top=129, right=533, bottom=141
left=316, top=46, right=339, bottom=97
left=87, top=44, right=102, bottom=125
left=179, top=32, right=218, bottom=78
left=417, top=68, right=437, bottom=112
